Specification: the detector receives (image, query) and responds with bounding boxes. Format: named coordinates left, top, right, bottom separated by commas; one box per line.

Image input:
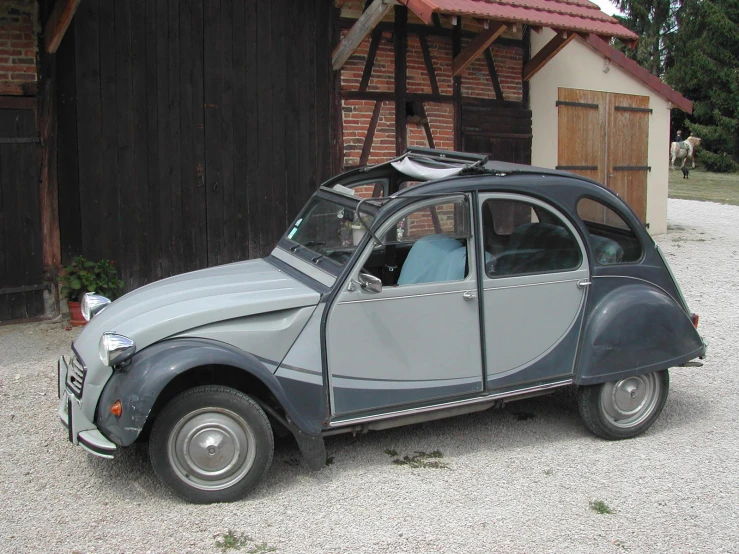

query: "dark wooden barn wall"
left=0, top=106, right=45, bottom=321
left=56, top=0, right=338, bottom=290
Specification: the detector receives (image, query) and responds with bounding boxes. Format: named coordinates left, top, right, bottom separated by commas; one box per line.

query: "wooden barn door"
left=0, top=104, right=45, bottom=321
left=557, top=88, right=649, bottom=223
left=607, top=93, right=650, bottom=222
left=556, top=88, right=607, bottom=185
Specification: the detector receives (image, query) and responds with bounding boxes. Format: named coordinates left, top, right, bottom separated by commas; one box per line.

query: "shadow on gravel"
left=79, top=385, right=708, bottom=502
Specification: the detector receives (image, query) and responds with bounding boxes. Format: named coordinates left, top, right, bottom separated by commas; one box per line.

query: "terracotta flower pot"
left=68, top=300, right=86, bottom=327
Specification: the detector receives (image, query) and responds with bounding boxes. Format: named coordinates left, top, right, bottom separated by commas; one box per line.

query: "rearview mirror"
left=357, top=272, right=382, bottom=294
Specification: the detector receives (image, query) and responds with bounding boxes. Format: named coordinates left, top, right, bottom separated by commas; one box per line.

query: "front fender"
left=577, top=280, right=705, bottom=385
left=96, top=338, right=325, bottom=447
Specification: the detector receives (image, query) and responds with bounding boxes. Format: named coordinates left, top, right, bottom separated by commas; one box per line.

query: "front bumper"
left=57, top=356, right=117, bottom=459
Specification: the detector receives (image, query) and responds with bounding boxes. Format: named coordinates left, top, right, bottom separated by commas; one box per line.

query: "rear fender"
left=577, top=281, right=705, bottom=385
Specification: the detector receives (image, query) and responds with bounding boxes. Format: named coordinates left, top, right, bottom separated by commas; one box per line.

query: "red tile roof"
left=402, top=0, right=638, bottom=41
left=582, top=34, right=692, bottom=113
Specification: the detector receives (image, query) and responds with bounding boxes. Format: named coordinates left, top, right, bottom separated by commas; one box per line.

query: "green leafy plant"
left=589, top=500, right=614, bottom=515
left=214, top=530, right=276, bottom=553
left=58, top=256, right=125, bottom=302
left=215, top=530, right=251, bottom=551
left=696, top=150, right=738, bottom=173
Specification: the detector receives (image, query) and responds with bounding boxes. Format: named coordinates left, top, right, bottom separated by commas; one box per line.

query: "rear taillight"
left=691, top=313, right=699, bottom=328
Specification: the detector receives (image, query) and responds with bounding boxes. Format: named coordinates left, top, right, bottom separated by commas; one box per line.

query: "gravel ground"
left=1, top=198, right=737, bottom=554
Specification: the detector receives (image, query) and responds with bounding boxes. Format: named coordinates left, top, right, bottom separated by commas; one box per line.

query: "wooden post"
left=394, top=5, right=407, bottom=155
left=39, top=0, right=63, bottom=315
left=44, top=0, right=81, bottom=53
left=332, top=0, right=394, bottom=70
left=452, top=20, right=462, bottom=151
left=522, top=31, right=577, bottom=81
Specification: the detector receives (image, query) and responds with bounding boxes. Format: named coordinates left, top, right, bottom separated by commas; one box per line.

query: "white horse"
left=670, top=136, right=702, bottom=169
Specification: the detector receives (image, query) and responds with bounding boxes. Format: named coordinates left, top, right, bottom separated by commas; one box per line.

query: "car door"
left=326, top=195, right=483, bottom=417
left=479, top=193, right=590, bottom=389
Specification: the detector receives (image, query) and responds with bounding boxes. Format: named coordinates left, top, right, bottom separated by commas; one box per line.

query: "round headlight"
left=99, top=332, right=136, bottom=367
left=82, top=293, right=112, bottom=321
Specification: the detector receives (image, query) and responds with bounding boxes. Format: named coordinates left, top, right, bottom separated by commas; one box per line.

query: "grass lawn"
left=669, top=168, right=739, bottom=206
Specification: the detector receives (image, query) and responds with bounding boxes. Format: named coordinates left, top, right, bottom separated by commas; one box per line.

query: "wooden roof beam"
left=452, top=21, right=507, bottom=76
left=44, top=0, right=81, bottom=53
left=403, top=0, right=436, bottom=25
left=522, top=30, right=578, bottom=81
left=332, top=0, right=396, bottom=71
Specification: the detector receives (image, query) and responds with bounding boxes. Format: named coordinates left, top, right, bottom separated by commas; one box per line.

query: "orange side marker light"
left=110, top=400, right=122, bottom=418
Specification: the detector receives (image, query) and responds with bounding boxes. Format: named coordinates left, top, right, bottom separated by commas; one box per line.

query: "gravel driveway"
left=1, top=198, right=737, bottom=554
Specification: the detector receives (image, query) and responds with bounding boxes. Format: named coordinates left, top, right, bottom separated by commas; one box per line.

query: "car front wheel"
left=149, top=385, right=274, bottom=503
left=577, top=370, right=669, bottom=440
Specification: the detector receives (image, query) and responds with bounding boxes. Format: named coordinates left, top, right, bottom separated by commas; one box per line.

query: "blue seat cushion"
left=397, top=234, right=465, bottom=285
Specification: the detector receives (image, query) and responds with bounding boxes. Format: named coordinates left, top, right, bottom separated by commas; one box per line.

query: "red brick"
left=12, top=72, right=36, bottom=81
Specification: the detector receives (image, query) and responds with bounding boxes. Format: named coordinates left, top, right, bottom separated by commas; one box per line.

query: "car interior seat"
left=492, top=222, right=579, bottom=275
left=589, top=234, right=625, bottom=265
left=397, top=234, right=466, bottom=285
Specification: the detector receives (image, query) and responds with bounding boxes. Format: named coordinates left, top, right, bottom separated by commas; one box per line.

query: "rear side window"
left=482, top=199, right=582, bottom=277
left=576, top=198, right=642, bottom=264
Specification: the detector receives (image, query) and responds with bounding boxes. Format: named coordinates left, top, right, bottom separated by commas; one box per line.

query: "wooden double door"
left=557, top=88, right=650, bottom=223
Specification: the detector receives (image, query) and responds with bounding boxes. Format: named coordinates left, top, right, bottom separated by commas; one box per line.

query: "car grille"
left=66, top=356, right=86, bottom=398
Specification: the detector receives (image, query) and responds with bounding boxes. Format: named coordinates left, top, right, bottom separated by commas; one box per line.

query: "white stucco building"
left=529, top=29, right=692, bottom=235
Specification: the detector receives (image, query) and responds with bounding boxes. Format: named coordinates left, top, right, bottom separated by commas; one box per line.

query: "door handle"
left=462, top=291, right=477, bottom=301
left=577, top=279, right=592, bottom=289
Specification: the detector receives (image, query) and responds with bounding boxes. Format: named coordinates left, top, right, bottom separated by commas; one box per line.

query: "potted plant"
left=58, top=257, right=124, bottom=326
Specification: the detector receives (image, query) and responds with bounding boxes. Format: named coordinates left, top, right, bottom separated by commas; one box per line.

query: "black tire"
left=577, top=370, right=670, bottom=440
left=149, top=385, right=273, bottom=503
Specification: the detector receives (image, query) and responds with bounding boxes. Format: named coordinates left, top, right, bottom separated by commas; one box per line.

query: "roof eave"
left=582, top=34, right=693, bottom=114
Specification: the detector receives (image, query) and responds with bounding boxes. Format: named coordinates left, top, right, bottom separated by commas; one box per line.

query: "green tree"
left=665, top=0, right=739, bottom=161
left=613, top=0, right=682, bottom=76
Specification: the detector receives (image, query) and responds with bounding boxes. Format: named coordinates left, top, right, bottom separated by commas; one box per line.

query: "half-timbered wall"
left=56, top=0, right=339, bottom=290
left=338, top=1, right=531, bottom=170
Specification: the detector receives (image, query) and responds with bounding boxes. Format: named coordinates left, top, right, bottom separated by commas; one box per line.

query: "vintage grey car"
left=57, top=148, right=706, bottom=503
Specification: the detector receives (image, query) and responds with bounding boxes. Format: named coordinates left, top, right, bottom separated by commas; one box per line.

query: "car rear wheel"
left=149, top=385, right=273, bottom=503
left=577, top=370, right=669, bottom=440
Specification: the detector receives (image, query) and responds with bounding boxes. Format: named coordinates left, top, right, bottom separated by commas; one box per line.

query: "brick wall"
left=339, top=7, right=525, bottom=169
left=0, top=0, right=39, bottom=91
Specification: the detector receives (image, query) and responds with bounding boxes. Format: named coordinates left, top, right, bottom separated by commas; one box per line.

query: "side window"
left=389, top=198, right=471, bottom=286
left=576, top=198, right=642, bottom=264
left=482, top=199, right=581, bottom=277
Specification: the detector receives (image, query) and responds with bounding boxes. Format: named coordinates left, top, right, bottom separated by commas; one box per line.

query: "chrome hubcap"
left=168, top=408, right=256, bottom=491
left=600, top=374, right=661, bottom=428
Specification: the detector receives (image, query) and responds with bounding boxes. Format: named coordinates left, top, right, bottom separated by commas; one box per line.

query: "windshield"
left=282, top=193, right=376, bottom=274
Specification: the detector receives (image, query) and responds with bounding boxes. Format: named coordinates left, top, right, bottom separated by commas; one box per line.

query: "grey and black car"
left=57, top=148, right=706, bottom=503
